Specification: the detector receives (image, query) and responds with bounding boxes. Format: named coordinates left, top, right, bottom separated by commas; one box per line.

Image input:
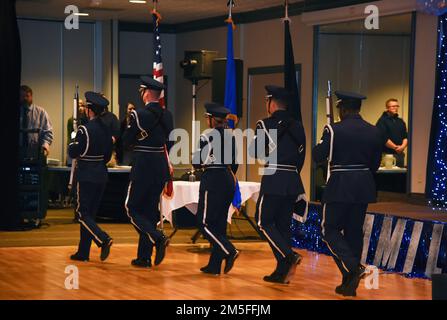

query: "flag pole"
left=152, top=0, right=166, bottom=232
left=227, top=0, right=234, bottom=18
left=283, top=0, right=290, bottom=22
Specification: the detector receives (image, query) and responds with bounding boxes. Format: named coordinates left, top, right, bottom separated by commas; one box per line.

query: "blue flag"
left=225, top=19, right=242, bottom=211
left=232, top=179, right=242, bottom=212
left=224, top=21, right=237, bottom=129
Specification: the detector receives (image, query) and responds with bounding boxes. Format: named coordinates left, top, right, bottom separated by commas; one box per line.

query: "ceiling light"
left=129, top=0, right=147, bottom=3
left=74, top=12, right=89, bottom=16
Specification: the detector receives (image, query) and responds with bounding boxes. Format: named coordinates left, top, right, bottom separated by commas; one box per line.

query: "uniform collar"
left=145, top=101, right=160, bottom=108
left=271, top=109, right=289, bottom=118
left=342, top=114, right=362, bottom=120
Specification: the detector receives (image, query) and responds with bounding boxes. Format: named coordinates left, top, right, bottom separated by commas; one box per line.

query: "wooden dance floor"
left=0, top=242, right=431, bottom=300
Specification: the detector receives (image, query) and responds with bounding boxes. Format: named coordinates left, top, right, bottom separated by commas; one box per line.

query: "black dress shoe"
left=284, top=252, right=303, bottom=283
left=70, top=253, right=89, bottom=262
left=100, top=238, right=113, bottom=262
left=342, top=269, right=364, bottom=297
left=154, top=236, right=170, bottom=266
left=200, top=266, right=220, bottom=275
left=335, top=274, right=348, bottom=295
left=131, top=258, right=152, bottom=268
left=337, top=265, right=367, bottom=296
left=224, top=250, right=240, bottom=274
left=263, top=273, right=289, bottom=284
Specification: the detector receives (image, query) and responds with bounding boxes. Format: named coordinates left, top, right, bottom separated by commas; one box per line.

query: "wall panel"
left=19, top=19, right=96, bottom=164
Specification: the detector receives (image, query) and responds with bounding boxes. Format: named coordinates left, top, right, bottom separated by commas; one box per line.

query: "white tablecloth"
left=160, top=181, right=261, bottom=224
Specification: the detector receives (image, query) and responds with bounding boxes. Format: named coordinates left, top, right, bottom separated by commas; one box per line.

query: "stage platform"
left=0, top=242, right=431, bottom=300
left=368, top=202, right=447, bottom=223
left=292, top=200, right=447, bottom=279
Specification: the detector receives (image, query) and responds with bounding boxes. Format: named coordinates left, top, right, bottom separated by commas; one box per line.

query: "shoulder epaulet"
left=130, top=109, right=146, bottom=133
left=78, top=125, right=87, bottom=135
left=199, top=134, right=208, bottom=143
left=77, top=125, right=89, bottom=157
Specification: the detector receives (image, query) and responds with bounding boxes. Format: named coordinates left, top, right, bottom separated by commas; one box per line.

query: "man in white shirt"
left=19, top=85, right=53, bottom=158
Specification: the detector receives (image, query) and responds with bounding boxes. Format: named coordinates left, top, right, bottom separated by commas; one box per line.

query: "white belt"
left=263, top=164, right=298, bottom=173
left=330, top=164, right=369, bottom=172
left=331, top=168, right=369, bottom=172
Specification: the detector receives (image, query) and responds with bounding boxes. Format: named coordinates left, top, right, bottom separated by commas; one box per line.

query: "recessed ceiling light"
left=74, top=12, right=90, bottom=16
left=129, top=0, right=147, bottom=3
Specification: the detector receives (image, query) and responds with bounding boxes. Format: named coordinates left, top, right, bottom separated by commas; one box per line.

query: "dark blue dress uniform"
left=122, top=76, right=173, bottom=267
left=249, top=86, right=306, bottom=284
left=192, top=103, right=239, bottom=275
left=312, top=91, right=383, bottom=296
left=68, top=92, right=114, bottom=262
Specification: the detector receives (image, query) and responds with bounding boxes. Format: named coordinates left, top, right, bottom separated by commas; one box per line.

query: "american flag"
left=152, top=8, right=173, bottom=202
left=152, top=11, right=165, bottom=108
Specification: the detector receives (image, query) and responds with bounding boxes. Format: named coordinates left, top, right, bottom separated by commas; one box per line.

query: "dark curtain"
left=426, top=13, right=446, bottom=205
left=0, top=0, right=21, bottom=227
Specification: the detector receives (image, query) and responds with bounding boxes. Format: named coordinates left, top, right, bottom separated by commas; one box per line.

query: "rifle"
left=325, top=80, right=334, bottom=182
left=68, top=85, right=79, bottom=191
left=326, top=80, right=334, bottom=126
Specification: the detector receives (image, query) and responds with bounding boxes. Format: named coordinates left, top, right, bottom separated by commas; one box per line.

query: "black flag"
left=284, top=19, right=302, bottom=123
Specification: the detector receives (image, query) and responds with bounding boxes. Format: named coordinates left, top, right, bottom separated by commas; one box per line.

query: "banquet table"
left=47, top=166, right=261, bottom=224
left=160, top=181, right=261, bottom=224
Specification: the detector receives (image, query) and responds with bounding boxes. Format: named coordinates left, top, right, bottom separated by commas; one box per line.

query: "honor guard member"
left=122, top=76, right=173, bottom=268
left=312, top=91, right=382, bottom=297
left=249, top=85, right=306, bottom=284
left=68, top=92, right=114, bottom=262
left=192, top=103, right=239, bottom=275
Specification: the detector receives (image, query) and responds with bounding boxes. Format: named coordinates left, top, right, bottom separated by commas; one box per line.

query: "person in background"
left=126, top=102, right=136, bottom=116
left=99, top=99, right=120, bottom=167
left=19, top=85, right=53, bottom=159
left=116, top=102, right=135, bottom=166
left=101, top=105, right=121, bottom=144
left=375, top=98, right=408, bottom=167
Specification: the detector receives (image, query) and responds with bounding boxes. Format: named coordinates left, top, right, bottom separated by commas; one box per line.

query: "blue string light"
left=417, top=0, right=447, bottom=16
left=428, top=14, right=447, bottom=210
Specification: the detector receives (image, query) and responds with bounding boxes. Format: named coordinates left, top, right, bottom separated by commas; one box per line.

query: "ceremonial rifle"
left=68, top=85, right=79, bottom=191
left=325, top=80, right=334, bottom=182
